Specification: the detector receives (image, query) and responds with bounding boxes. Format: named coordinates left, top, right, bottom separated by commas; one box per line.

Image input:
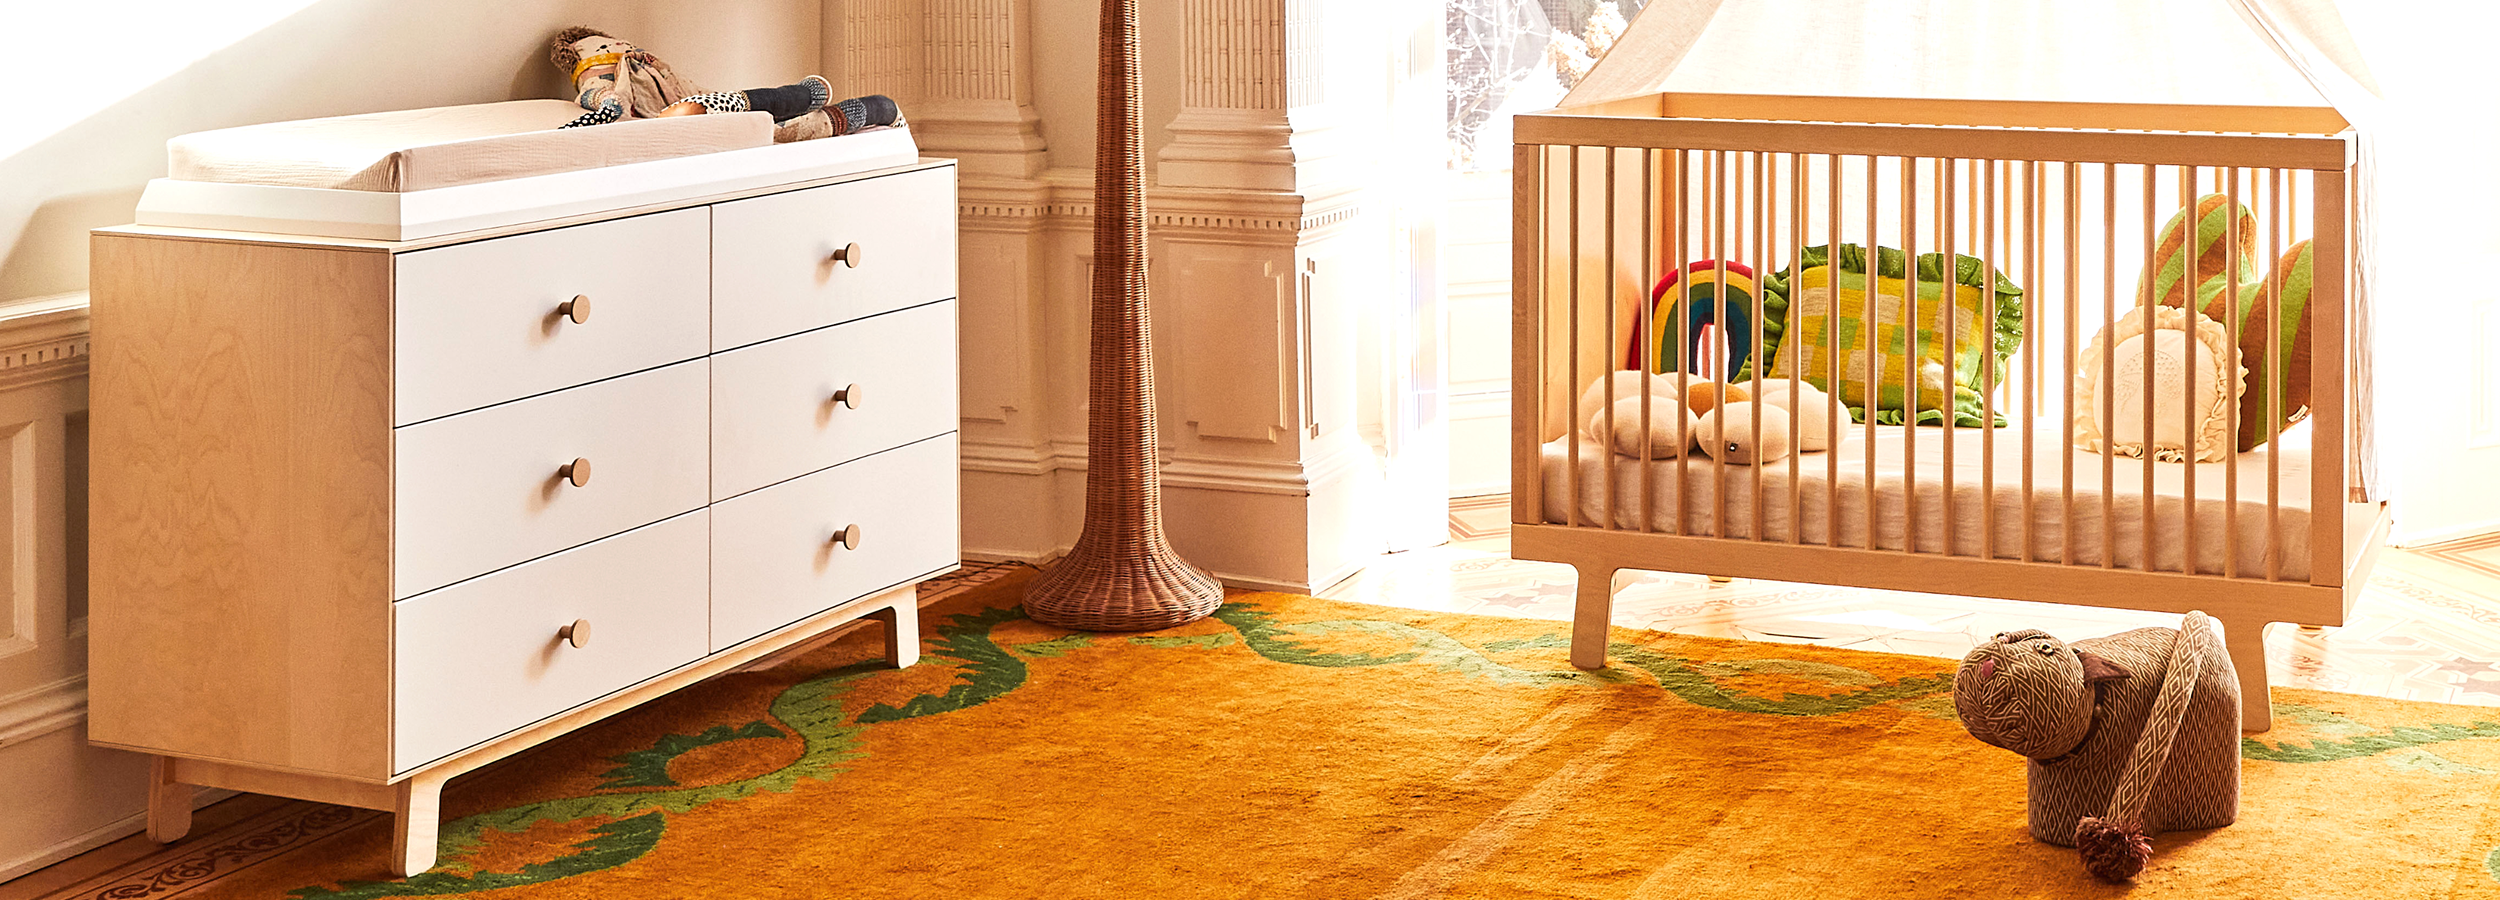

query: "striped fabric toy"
left=1626, top=260, right=1762, bottom=377
left=2140, top=195, right=2314, bottom=451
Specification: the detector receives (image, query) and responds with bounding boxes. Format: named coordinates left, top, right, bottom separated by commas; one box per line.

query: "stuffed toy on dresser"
left=548, top=27, right=902, bottom=142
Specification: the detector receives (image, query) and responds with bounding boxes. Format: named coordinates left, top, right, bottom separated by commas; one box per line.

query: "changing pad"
left=166, top=100, right=772, bottom=192
left=136, top=101, right=922, bottom=241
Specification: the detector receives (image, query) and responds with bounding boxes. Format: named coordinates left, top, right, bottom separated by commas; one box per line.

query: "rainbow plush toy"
left=1627, top=260, right=1763, bottom=377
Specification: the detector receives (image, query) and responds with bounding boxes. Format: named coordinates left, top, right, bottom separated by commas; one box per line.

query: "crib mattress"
left=165, top=100, right=771, bottom=192
left=1539, top=422, right=2316, bottom=580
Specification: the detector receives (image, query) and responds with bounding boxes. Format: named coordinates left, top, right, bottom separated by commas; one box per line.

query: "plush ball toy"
left=1953, top=612, right=2241, bottom=882
left=1728, top=378, right=1834, bottom=452
left=1573, top=371, right=1698, bottom=458
left=1683, top=380, right=1748, bottom=416
left=1586, top=395, right=1699, bottom=458
left=1695, top=401, right=1792, bottom=465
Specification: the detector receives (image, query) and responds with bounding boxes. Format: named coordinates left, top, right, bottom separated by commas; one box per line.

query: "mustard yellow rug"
left=165, top=567, right=2500, bottom=898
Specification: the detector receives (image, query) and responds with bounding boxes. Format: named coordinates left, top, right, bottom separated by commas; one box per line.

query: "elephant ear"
left=2080, top=650, right=2132, bottom=684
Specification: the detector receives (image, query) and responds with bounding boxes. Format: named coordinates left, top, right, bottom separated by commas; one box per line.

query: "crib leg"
left=2221, top=616, right=2274, bottom=734
left=1570, top=565, right=1619, bottom=670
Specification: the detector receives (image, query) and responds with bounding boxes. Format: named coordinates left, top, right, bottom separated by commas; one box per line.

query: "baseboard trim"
left=0, top=676, right=85, bottom=749
left=959, top=549, right=1359, bottom=596
left=2393, top=515, right=2500, bottom=549
left=0, top=787, right=233, bottom=884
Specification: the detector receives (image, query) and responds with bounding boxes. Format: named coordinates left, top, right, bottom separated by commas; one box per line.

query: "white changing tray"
left=135, top=127, right=921, bottom=241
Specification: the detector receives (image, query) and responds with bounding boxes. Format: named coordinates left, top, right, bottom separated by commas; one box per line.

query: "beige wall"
left=0, top=0, right=821, bottom=305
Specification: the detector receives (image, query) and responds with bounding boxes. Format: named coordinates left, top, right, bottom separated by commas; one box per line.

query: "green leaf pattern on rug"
left=287, top=813, right=666, bottom=899
left=1011, top=633, right=1095, bottom=658
left=284, top=597, right=2500, bottom=898
left=289, top=662, right=886, bottom=900
left=1607, top=642, right=1955, bottom=716
left=597, top=721, right=786, bottom=789
left=855, top=606, right=1031, bottom=724
left=2243, top=715, right=2500, bottom=764
left=1132, top=633, right=1239, bottom=649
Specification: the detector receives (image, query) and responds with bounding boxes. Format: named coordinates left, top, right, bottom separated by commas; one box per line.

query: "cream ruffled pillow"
left=2072, top=307, right=2246, bottom=463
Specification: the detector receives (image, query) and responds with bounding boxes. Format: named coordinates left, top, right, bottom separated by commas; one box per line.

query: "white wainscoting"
left=0, top=293, right=214, bottom=884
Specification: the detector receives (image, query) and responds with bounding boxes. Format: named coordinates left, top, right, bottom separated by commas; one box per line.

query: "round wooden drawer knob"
left=558, top=457, right=593, bottom=488
left=558, top=619, right=592, bottom=649
left=830, top=523, right=863, bottom=551
left=829, top=242, right=863, bottom=269
left=831, top=384, right=863, bottom=409
left=557, top=295, right=591, bottom=325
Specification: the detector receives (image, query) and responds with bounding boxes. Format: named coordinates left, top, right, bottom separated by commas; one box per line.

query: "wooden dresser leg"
left=2221, top=616, right=2274, bottom=734
left=1569, top=564, right=1619, bottom=670
left=391, top=772, right=448, bottom=878
left=869, top=602, right=920, bottom=669
left=146, top=757, right=192, bottom=843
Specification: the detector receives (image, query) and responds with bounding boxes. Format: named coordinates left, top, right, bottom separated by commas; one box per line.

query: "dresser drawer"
left=710, top=434, right=959, bottom=651
left=710, top=167, right=956, bottom=351
left=711, top=300, right=958, bottom=500
left=392, top=208, right=709, bottom=424
left=394, top=359, right=709, bottom=598
left=394, top=510, right=709, bottom=772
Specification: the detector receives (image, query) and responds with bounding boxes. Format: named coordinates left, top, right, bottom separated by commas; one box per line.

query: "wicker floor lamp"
left=1019, top=0, right=1224, bottom=631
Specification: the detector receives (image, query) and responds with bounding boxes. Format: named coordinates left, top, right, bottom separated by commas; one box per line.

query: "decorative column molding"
left=1156, top=0, right=1325, bottom=192
left=911, top=0, right=1048, bottom=180
left=825, top=0, right=925, bottom=106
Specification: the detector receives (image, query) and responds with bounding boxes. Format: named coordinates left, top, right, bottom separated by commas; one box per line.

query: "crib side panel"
left=1511, top=107, right=2357, bottom=594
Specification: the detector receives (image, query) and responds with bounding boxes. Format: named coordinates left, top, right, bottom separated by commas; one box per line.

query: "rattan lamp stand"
left=1020, top=0, right=1224, bottom=631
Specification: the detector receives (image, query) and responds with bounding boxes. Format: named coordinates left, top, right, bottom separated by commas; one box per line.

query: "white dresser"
left=87, top=159, right=960, bottom=877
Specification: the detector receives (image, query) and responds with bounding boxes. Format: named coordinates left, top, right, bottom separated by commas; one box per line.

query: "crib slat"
left=1602, top=146, right=1619, bottom=531
left=2140, top=165, right=2158, bottom=572
left=1750, top=151, right=1767, bottom=541
left=1566, top=145, right=1582, bottom=530
left=2102, top=163, right=2118, bottom=570
left=1940, top=157, right=1959, bottom=557
left=1674, top=150, right=1692, bottom=538
left=1513, top=142, right=1545, bottom=528
left=1825, top=154, right=1843, bottom=548
left=1865, top=155, right=1881, bottom=551
left=1788, top=152, right=1807, bottom=545
left=2310, top=165, right=2348, bottom=587
left=2179, top=166, right=2199, bottom=574
left=2224, top=167, right=2242, bottom=579
left=1640, top=148, right=1656, bottom=535
left=1902, top=156, right=1921, bottom=554
left=2060, top=162, right=2080, bottom=567
left=1710, top=150, right=1728, bottom=539
left=2015, top=160, right=2033, bottom=563
left=1982, top=160, right=2001, bottom=561
left=2266, top=167, right=2284, bottom=582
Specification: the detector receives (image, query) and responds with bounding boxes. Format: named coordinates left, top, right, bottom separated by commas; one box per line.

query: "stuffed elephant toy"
left=1953, top=611, right=2241, bottom=882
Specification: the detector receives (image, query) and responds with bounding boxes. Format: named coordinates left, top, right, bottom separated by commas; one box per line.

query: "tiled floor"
left=1325, top=494, right=2500, bottom=708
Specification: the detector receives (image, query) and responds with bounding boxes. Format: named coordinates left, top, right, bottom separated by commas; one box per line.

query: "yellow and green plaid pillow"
left=1754, top=244, right=2026, bottom=428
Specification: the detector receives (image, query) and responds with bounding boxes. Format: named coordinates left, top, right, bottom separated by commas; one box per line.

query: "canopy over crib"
left=1547, top=0, right=2381, bottom=501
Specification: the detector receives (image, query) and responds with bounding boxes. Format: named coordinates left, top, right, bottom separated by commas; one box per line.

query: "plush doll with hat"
left=549, top=27, right=902, bottom=142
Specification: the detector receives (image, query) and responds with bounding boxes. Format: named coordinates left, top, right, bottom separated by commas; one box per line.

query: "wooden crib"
left=1508, top=93, right=2389, bottom=732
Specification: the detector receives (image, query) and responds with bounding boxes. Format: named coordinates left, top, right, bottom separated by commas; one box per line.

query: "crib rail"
left=1510, top=97, right=2360, bottom=596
